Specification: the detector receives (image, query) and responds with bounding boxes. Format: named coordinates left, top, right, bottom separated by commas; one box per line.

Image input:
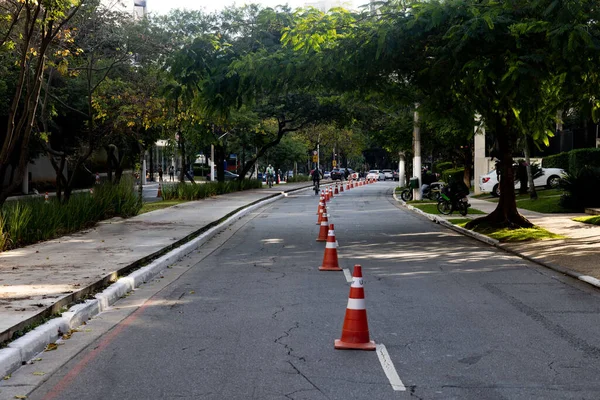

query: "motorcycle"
left=437, top=184, right=470, bottom=216
left=400, top=182, right=445, bottom=202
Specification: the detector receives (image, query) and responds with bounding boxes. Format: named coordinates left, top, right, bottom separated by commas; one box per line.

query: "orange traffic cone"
left=44, top=192, right=49, bottom=202
left=334, top=183, right=339, bottom=195
left=316, top=213, right=329, bottom=242
left=317, top=195, right=324, bottom=215
left=157, top=185, right=162, bottom=198
left=317, top=203, right=327, bottom=225
left=340, top=182, right=344, bottom=193
left=329, top=186, right=334, bottom=199
left=319, top=224, right=342, bottom=271
left=335, top=265, right=376, bottom=350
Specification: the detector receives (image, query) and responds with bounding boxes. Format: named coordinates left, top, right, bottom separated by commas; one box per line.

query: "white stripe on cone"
left=347, top=298, right=366, bottom=310
left=351, top=277, right=364, bottom=287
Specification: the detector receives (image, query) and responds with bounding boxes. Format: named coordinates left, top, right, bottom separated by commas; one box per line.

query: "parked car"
left=381, top=169, right=394, bottom=180
left=479, top=167, right=565, bottom=197
left=366, top=169, right=385, bottom=181
left=324, top=170, right=331, bottom=179
left=331, top=168, right=359, bottom=180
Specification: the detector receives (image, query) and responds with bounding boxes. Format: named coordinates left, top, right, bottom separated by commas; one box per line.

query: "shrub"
left=543, top=148, right=600, bottom=173
left=433, top=162, right=454, bottom=173
left=0, top=177, right=140, bottom=251
left=542, top=152, right=569, bottom=170
left=441, top=168, right=464, bottom=184
left=161, top=179, right=263, bottom=201
left=568, top=148, right=600, bottom=173
left=559, top=166, right=600, bottom=211
left=287, top=175, right=311, bottom=182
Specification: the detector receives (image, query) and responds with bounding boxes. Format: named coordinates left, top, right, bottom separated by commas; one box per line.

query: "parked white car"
left=366, top=169, right=385, bottom=181
left=479, top=167, right=565, bottom=197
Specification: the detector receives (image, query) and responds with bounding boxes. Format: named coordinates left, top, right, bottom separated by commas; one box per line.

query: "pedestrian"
left=168, top=165, right=174, bottom=181
left=158, top=166, right=163, bottom=182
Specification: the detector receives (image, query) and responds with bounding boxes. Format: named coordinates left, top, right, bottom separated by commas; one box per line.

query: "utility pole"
left=413, top=104, right=422, bottom=200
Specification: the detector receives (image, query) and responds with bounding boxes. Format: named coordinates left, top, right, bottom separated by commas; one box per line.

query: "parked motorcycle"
left=400, top=181, right=445, bottom=202
left=437, top=184, right=470, bottom=216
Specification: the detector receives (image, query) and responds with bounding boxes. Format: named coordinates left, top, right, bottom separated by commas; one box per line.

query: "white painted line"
left=343, top=268, right=352, bottom=283
left=376, top=344, right=406, bottom=391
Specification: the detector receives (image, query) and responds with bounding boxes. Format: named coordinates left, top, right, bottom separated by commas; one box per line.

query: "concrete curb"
left=0, top=186, right=311, bottom=378
left=392, top=191, right=600, bottom=292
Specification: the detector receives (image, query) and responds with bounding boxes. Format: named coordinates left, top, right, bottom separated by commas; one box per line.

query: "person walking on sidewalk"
left=158, top=166, right=163, bottom=182
left=168, top=165, right=174, bottom=181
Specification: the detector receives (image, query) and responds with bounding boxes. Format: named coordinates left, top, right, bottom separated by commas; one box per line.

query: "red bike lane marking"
left=42, top=299, right=157, bottom=400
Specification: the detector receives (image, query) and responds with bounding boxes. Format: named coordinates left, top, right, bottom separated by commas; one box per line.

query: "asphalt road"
left=18, top=182, right=600, bottom=399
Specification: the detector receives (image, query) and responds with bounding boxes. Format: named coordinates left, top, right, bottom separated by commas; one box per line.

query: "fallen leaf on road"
left=14, top=395, right=27, bottom=399
left=32, top=358, right=42, bottom=362
left=32, top=371, right=45, bottom=376
left=44, top=343, right=58, bottom=352
left=3, top=375, right=10, bottom=380
left=62, top=332, right=72, bottom=340
left=189, top=291, right=195, bottom=294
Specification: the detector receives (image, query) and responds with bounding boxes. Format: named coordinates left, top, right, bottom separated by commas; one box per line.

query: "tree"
left=0, top=0, right=82, bottom=205
left=284, top=0, right=600, bottom=228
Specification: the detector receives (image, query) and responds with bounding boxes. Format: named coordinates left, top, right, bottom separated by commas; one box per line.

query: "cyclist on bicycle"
left=312, top=167, right=323, bottom=188
left=266, top=164, right=275, bottom=187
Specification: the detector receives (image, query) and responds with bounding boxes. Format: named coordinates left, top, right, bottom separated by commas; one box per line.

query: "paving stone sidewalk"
left=439, top=197, right=600, bottom=281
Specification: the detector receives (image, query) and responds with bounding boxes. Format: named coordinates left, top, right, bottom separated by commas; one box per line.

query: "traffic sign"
left=312, top=155, right=318, bottom=162
left=332, top=160, right=337, bottom=167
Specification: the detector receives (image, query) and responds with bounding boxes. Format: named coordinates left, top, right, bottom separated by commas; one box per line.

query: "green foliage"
left=573, top=215, right=600, bottom=226
left=286, top=175, right=311, bottom=182
left=568, top=148, right=600, bottom=173
left=441, top=168, right=465, bottom=184
left=0, top=177, right=140, bottom=251
left=543, top=148, right=600, bottom=173
left=542, top=152, right=569, bottom=170
left=559, top=166, right=600, bottom=211
left=161, top=179, right=263, bottom=201
left=433, top=162, right=453, bottom=173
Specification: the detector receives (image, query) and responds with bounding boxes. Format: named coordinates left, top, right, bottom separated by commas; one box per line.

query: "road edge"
left=0, top=185, right=311, bottom=379
left=392, top=191, right=600, bottom=291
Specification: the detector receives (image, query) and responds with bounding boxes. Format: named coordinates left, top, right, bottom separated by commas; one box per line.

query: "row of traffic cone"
left=313, top=182, right=376, bottom=351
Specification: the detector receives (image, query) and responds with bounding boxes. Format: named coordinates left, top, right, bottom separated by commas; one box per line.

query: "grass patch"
left=455, top=220, right=565, bottom=242
left=475, top=226, right=565, bottom=242
left=412, top=203, right=487, bottom=215
left=162, top=179, right=262, bottom=201
left=481, top=190, right=577, bottom=214
left=573, top=215, right=600, bottom=226
left=406, top=200, right=436, bottom=204
left=140, top=200, right=189, bottom=214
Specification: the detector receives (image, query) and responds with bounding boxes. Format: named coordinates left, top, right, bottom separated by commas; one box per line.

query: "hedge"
left=568, top=148, right=600, bottom=172
left=441, top=168, right=464, bottom=184
left=543, top=148, right=600, bottom=173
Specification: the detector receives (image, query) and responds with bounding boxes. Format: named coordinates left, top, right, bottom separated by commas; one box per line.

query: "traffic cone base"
left=157, top=185, right=162, bottom=198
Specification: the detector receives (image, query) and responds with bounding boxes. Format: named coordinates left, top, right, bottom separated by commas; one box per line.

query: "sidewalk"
left=411, top=195, right=600, bottom=282
left=0, top=182, right=310, bottom=346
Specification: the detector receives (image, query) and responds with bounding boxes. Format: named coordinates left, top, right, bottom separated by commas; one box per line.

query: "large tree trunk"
left=466, top=116, right=533, bottom=229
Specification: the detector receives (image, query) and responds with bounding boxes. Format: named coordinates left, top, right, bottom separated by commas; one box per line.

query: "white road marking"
left=343, top=268, right=352, bottom=283
left=376, top=344, right=406, bottom=391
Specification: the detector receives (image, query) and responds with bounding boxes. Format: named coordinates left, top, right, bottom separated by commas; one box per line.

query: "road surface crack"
left=287, top=361, right=329, bottom=399
left=274, top=322, right=306, bottom=361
